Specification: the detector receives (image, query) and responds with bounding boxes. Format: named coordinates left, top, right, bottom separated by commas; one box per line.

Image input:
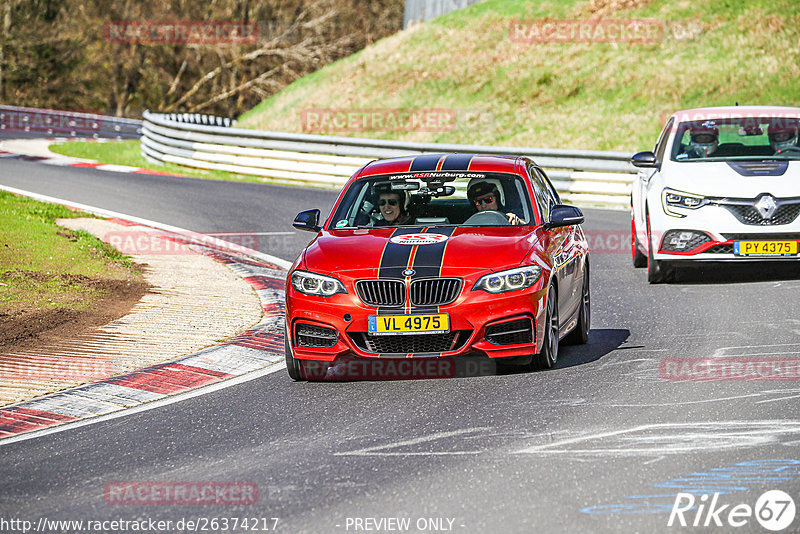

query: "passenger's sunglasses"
left=379, top=198, right=399, bottom=207
left=474, top=194, right=495, bottom=206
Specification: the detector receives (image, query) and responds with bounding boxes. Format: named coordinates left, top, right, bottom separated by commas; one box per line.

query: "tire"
left=532, top=284, right=559, bottom=370
left=564, top=267, right=590, bottom=345
left=631, top=208, right=647, bottom=268
left=646, top=212, right=669, bottom=284
left=284, top=329, right=304, bottom=381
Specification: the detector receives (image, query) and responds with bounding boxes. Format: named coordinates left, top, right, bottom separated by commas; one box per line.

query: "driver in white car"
left=467, top=181, right=521, bottom=225
left=768, top=121, right=799, bottom=155
left=686, top=126, right=719, bottom=158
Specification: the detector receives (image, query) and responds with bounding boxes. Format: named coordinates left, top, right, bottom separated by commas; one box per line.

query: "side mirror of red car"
left=293, top=209, right=321, bottom=232
left=545, top=205, right=584, bottom=230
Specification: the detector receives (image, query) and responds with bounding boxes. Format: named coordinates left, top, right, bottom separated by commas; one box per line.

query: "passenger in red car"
left=376, top=191, right=410, bottom=225
left=468, top=181, right=522, bottom=225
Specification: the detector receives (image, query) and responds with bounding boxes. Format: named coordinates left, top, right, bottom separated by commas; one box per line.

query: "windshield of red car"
left=327, top=171, right=535, bottom=229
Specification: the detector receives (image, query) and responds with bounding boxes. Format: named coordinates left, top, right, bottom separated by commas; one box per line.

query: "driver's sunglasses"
left=379, top=198, right=398, bottom=206
left=474, top=194, right=495, bottom=206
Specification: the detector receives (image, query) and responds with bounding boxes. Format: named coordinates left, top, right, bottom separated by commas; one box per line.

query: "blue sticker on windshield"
left=336, top=220, right=348, bottom=228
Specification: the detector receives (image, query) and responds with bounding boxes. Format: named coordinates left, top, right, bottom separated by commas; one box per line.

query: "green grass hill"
left=237, top=0, right=800, bottom=152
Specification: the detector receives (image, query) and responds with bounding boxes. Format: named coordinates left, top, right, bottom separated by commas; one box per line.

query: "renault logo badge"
left=754, top=194, right=778, bottom=219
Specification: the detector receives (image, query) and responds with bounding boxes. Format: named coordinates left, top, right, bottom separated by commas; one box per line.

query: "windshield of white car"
left=327, top=172, right=534, bottom=229
left=670, top=117, right=800, bottom=162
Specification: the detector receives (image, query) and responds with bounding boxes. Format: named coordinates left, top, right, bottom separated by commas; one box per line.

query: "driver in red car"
left=374, top=190, right=411, bottom=226
left=468, top=181, right=521, bottom=225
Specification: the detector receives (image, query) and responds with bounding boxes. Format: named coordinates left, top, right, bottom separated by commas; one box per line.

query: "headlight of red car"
left=472, top=266, right=542, bottom=294
left=290, top=270, right=347, bottom=297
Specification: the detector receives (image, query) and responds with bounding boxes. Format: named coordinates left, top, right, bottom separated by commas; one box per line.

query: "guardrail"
left=0, top=105, right=142, bottom=139
left=142, top=110, right=635, bottom=208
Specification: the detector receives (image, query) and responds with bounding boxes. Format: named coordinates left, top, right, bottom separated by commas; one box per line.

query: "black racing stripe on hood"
left=379, top=227, right=424, bottom=280
left=440, top=154, right=475, bottom=170
left=410, top=226, right=457, bottom=279
left=376, top=227, right=424, bottom=315
left=409, top=226, right=457, bottom=314
left=409, top=154, right=446, bottom=172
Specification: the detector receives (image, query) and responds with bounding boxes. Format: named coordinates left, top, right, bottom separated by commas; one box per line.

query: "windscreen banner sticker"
left=389, top=234, right=449, bottom=246
left=387, top=172, right=486, bottom=181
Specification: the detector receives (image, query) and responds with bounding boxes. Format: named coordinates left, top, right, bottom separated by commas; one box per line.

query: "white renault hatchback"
left=631, top=106, right=800, bottom=283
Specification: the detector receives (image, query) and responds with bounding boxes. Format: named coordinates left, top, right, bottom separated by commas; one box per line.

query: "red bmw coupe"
left=286, top=154, right=590, bottom=380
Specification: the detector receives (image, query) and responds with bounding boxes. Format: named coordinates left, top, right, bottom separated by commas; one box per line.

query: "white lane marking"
left=0, top=184, right=293, bottom=268
left=600, top=393, right=769, bottom=407
left=0, top=362, right=286, bottom=447
left=95, top=164, right=140, bottom=172
left=712, top=343, right=800, bottom=357
left=515, top=421, right=800, bottom=456
left=756, top=394, right=800, bottom=404
left=334, top=428, right=490, bottom=457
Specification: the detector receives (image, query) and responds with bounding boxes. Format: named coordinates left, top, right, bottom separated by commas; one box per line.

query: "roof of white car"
left=670, top=105, right=800, bottom=121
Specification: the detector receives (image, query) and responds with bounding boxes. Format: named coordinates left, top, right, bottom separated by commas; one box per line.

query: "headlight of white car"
left=291, top=270, right=347, bottom=296
left=473, top=266, right=542, bottom=294
left=662, top=188, right=710, bottom=217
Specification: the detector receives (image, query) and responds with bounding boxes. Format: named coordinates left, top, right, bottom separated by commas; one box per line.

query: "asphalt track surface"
left=2, top=158, right=800, bottom=533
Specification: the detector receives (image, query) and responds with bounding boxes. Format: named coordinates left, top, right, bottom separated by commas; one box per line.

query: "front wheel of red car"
left=532, top=284, right=559, bottom=370
left=564, top=268, right=590, bottom=345
left=285, top=331, right=304, bottom=381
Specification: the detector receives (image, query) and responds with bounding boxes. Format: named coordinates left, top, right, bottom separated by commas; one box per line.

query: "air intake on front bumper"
left=349, top=331, right=471, bottom=354
left=295, top=323, right=338, bottom=348
left=660, top=230, right=711, bottom=252
left=485, top=319, right=533, bottom=345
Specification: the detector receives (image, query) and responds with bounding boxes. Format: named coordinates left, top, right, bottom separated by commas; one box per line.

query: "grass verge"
left=0, top=190, right=143, bottom=319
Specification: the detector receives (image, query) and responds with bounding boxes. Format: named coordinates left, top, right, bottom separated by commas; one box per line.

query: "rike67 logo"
left=668, top=490, right=796, bottom=531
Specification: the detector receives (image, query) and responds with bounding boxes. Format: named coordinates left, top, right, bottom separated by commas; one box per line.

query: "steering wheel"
left=463, top=210, right=510, bottom=226
left=775, top=146, right=800, bottom=155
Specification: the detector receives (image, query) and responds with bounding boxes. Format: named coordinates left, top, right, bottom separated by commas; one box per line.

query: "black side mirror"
left=631, top=150, right=658, bottom=168
left=545, top=205, right=584, bottom=230
left=293, top=209, right=321, bottom=232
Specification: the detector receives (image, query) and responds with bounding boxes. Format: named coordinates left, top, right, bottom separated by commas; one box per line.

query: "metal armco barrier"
left=0, top=105, right=142, bottom=139
left=142, top=110, right=635, bottom=208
